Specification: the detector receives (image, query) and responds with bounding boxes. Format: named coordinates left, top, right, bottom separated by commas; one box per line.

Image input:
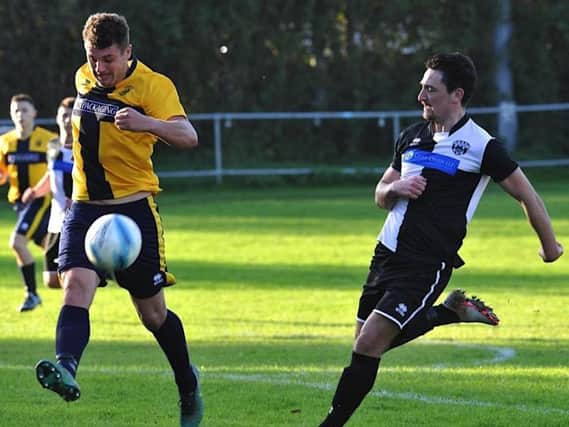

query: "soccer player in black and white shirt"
left=319, top=52, right=563, bottom=426
left=22, top=97, right=75, bottom=289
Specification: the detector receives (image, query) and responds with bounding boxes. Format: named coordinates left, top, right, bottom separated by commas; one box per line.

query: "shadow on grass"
left=0, top=253, right=565, bottom=292
left=3, top=335, right=569, bottom=374
left=2, top=336, right=569, bottom=427
left=164, top=259, right=568, bottom=292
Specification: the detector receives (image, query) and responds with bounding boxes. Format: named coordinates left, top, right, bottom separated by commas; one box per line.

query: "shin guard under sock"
left=55, top=305, right=90, bottom=377
left=152, top=310, right=197, bottom=396
left=320, top=352, right=380, bottom=426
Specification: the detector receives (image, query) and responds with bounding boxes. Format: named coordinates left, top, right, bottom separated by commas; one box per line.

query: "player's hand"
left=539, top=241, right=564, bottom=263
left=114, top=107, right=150, bottom=132
left=392, top=175, right=427, bottom=200
left=21, top=187, right=35, bottom=204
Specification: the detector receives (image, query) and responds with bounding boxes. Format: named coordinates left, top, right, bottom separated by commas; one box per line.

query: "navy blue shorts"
left=58, top=196, right=176, bottom=298
left=13, top=197, right=51, bottom=246
left=357, top=243, right=452, bottom=330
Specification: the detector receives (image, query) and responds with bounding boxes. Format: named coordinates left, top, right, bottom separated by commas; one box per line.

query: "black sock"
left=55, top=305, right=90, bottom=377
left=20, top=263, right=37, bottom=295
left=320, top=352, right=380, bottom=427
left=152, top=310, right=197, bottom=396
left=431, top=304, right=460, bottom=326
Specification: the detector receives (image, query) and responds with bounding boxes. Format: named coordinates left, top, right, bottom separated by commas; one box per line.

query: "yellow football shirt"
left=72, top=58, right=187, bottom=200
left=0, top=127, right=57, bottom=203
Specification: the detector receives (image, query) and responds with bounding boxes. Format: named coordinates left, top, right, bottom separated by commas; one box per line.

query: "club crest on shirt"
left=452, top=140, right=470, bottom=155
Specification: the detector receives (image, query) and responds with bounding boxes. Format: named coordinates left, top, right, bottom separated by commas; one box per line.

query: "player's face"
left=10, top=100, right=36, bottom=131
left=84, top=42, right=132, bottom=88
left=56, top=106, right=72, bottom=136
left=417, top=68, right=456, bottom=124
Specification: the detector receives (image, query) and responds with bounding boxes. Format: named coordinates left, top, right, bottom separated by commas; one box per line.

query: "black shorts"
left=58, top=196, right=176, bottom=299
left=44, top=232, right=60, bottom=272
left=13, top=197, right=51, bottom=246
left=357, top=243, right=452, bottom=330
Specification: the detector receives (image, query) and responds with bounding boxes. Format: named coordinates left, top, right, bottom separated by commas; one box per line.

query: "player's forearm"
left=375, top=180, right=398, bottom=210
left=520, top=194, right=560, bottom=258
left=31, top=173, right=51, bottom=198
left=148, top=118, right=198, bottom=149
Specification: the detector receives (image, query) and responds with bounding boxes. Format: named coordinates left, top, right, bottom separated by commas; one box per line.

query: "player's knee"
left=138, top=307, right=167, bottom=331
left=354, top=331, right=391, bottom=357
left=43, top=272, right=61, bottom=289
left=133, top=291, right=168, bottom=331
left=8, top=236, right=18, bottom=251
left=9, top=233, right=26, bottom=252
left=60, top=269, right=98, bottom=307
left=139, top=312, right=164, bottom=331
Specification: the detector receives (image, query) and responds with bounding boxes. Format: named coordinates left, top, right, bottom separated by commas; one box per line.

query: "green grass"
left=0, top=169, right=568, bottom=426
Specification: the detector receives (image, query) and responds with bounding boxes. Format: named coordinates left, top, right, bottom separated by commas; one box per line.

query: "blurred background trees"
left=1, top=0, right=568, bottom=163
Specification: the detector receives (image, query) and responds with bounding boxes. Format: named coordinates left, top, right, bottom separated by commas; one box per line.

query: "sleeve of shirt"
left=390, top=132, right=406, bottom=172
left=480, top=139, right=518, bottom=182
left=145, top=73, right=187, bottom=121
left=52, top=169, right=67, bottom=210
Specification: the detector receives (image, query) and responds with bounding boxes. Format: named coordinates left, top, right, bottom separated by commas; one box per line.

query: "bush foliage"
left=1, top=0, right=568, bottom=161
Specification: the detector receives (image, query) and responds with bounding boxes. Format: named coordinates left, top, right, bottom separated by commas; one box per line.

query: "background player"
left=22, top=97, right=75, bottom=288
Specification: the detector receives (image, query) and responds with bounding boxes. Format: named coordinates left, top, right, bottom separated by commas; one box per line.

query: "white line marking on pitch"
left=3, top=342, right=565, bottom=416
left=415, top=340, right=517, bottom=368
left=217, top=372, right=569, bottom=417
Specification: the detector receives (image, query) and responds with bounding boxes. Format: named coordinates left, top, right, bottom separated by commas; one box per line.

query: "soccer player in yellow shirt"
left=0, top=94, right=56, bottom=311
left=34, top=13, right=203, bottom=426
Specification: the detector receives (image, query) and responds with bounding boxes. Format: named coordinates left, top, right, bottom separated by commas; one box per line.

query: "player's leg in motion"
left=133, top=292, right=203, bottom=426
left=35, top=268, right=97, bottom=401
left=389, top=288, right=500, bottom=351
left=320, top=312, right=396, bottom=426
left=12, top=199, right=50, bottom=312
left=319, top=288, right=499, bottom=426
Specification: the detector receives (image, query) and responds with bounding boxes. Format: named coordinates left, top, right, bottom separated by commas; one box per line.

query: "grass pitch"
left=0, top=169, right=568, bottom=426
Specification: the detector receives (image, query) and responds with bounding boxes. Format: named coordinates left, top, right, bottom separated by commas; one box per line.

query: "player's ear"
left=453, top=87, right=464, bottom=104
left=125, top=44, right=133, bottom=59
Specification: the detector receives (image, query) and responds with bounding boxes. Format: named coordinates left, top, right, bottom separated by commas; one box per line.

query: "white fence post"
left=213, top=113, right=223, bottom=184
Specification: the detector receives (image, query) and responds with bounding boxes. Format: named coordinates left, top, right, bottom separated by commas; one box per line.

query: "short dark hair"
left=82, top=12, right=130, bottom=51
left=425, top=52, right=477, bottom=105
left=11, top=93, right=35, bottom=106
left=59, top=97, right=75, bottom=109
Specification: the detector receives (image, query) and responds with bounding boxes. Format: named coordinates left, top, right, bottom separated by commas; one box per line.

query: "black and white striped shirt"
left=378, top=114, right=518, bottom=267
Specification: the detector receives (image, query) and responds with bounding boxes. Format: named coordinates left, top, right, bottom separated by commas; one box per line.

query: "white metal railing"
left=2, top=102, right=568, bottom=183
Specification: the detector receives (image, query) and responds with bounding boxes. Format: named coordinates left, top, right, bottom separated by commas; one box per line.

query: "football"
left=84, top=213, right=142, bottom=273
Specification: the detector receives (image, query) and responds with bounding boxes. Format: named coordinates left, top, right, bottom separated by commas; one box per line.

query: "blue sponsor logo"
left=6, top=152, right=43, bottom=164
left=53, top=160, right=73, bottom=173
left=402, top=149, right=459, bottom=175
